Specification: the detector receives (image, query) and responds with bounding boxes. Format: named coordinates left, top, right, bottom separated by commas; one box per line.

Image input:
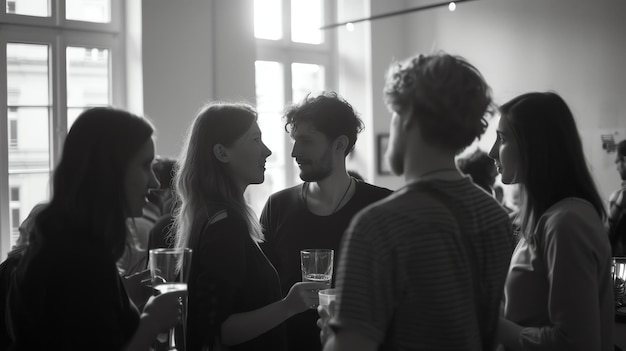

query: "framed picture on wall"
left=377, top=133, right=391, bottom=175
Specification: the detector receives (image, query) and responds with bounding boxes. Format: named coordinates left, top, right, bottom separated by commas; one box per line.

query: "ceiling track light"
left=319, top=0, right=478, bottom=30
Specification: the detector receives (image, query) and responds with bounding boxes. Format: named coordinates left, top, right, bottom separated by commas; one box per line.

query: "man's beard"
left=299, top=149, right=334, bottom=182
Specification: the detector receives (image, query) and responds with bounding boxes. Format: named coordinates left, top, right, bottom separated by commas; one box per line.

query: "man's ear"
left=334, top=135, right=349, bottom=154
left=213, top=144, right=230, bottom=163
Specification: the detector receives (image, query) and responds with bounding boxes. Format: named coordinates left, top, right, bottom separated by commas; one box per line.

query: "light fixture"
left=319, top=0, right=478, bottom=30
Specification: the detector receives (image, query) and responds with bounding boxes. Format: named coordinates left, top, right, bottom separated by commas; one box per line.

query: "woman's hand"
left=122, top=269, right=153, bottom=310
left=141, top=289, right=187, bottom=333
left=125, top=289, right=188, bottom=351
left=283, top=282, right=327, bottom=314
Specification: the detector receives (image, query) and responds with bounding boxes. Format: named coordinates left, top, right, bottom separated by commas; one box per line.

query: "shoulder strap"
left=408, top=182, right=490, bottom=351
left=208, top=209, right=228, bottom=225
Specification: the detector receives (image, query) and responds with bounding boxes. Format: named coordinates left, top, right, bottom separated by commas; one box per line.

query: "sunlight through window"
left=254, top=0, right=282, bottom=40
left=291, top=0, right=323, bottom=44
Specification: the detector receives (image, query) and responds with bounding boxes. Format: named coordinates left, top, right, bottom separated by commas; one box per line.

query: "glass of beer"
left=149, top=248, right=192, bottom=351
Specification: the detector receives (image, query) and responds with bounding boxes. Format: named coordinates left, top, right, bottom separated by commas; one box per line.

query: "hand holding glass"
left=318, top=288, right=337, bottom=316
left=149, top=248, right=192, bottom=351
left=317, top=288, right=337, bottom=345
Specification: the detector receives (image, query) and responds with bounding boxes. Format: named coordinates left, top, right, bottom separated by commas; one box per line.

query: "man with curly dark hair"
left=320, top=53, right=512, bottom=351
left=260, top=92, right=391, bottom=351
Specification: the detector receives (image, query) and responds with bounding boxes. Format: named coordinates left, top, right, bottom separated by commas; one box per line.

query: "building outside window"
left=9, top=186, right=19, bottom=238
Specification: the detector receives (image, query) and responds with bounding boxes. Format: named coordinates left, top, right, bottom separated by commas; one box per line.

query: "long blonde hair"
left=173, top=103, right=264, bottom=252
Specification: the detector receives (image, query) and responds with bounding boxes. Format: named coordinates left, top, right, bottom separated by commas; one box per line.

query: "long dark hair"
left=30, top=107, right=154, bottom=261
left=501, top=92, right=606, bottom=236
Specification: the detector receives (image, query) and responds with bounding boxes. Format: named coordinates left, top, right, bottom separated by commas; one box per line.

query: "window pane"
left=10, top=208, right=20, bottom=242
left=292, top=63, right=325, bottom=102
left=65, top=0, right=111, bottom=23
left=9, top=173, right=49, bottom=247
left=254, top=0, right=282, bottom=40
left=6, top=0, right=50, bottom=17
left=291, top=0, right=323, bottom=44
left=66, top=46, right=110, bottom=130
left=249, top=60, right=286, bottom=216
left=7, top=43, right=51, bottom=249
left=255, top=60, right=285, bottom=166
left=10, top=187, right=19, bottom=201
left=9, top=119, right=18, bottom=149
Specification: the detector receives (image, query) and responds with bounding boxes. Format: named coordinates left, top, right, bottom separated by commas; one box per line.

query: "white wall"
left=337, top=1, right=409, bottom=188
left=140, top=0, right=626, bottom=201
left=142, top=0, right=255, bottom=158
left=360, top=0, right=626, bottom=198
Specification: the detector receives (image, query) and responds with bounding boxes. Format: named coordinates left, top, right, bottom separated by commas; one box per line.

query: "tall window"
left=249, top=0, right=334, bottom=215
left=1, top=0, right=124, bottom=257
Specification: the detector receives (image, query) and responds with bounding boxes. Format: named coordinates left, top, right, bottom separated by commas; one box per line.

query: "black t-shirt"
left=186, top=210, right=287, bottom=351
left=260, top=179, right=391, bottom=351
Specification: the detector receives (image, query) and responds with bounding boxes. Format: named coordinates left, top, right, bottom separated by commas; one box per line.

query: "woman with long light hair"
left=174, top=102, right=323, bottom=351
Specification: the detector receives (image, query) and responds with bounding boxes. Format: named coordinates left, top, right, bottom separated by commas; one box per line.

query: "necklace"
left=302, top=177, right=354, bottom=215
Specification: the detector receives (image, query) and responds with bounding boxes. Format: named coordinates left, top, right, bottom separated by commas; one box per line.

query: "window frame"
left=253, top=0, right=337, bottom=198
left=0, top=0, right=125, bottom=258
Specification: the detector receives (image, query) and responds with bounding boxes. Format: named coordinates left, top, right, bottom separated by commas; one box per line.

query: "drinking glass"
left=149, top=248, right=192, bottom=351
left=318, top=288, right=337, bottom=316
left=300, top=249, right=334, bottom=287
left=614, top=257, right=626, bottom=309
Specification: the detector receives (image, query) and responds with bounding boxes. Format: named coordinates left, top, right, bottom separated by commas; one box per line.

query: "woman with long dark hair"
left=489, top=92, right=614, bottom=350
left=7, top=107, right=185, bottom=350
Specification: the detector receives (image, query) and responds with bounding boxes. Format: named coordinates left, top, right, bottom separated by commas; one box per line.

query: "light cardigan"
left=503, top=198, right=614, bottom=351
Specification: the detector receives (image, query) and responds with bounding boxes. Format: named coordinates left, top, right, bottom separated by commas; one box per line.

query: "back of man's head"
left=284, top=91, right=364, bottom=156
left=383, top=52, right=494, bottom=153
left=457, top=149, right=497, bottom=192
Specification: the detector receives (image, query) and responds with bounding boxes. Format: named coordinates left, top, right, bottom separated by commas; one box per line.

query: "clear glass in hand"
left=149, top=248, right=192, bottom=351
left=300, top=249, right=334, bottom=288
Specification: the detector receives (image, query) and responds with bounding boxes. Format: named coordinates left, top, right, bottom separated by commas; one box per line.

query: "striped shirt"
left=330, top=178, right=512, bottom=350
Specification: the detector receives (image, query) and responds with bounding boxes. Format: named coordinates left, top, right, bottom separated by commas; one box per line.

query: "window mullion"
left=0, top=35, right=11, bottom=259
left=282, top=0, right=291, bottom=44
left=52, top=33, right=66, bottom=168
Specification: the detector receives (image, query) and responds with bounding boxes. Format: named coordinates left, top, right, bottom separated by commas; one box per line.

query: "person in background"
left=5, top=107, right=185, bottom=351
left=608, top=139, right=626, bottom=256
left=150, top=157, right=177, bottom=215
left=489, top=92, right=613, bottom=351
left=260, top=92, right=391, bottom=351
left=118, top=157, right=176, bottom=276
left=493, top=185, right=514, bottom=214
left=319, top=52, right=512, bottom=351
left=0, top=202, right=45, bottom=349
left=457, top=149, right=498, bottom=196
left=174, top=102, right=324, bottom=351
left=147, top=157, right=179, bottom=251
